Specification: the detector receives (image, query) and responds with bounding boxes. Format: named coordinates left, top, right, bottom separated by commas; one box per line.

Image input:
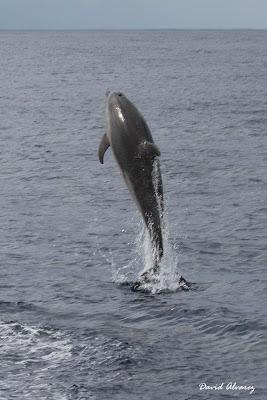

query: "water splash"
left=111, top=159, right=188, bottom=293
left=111, top=223, right=143, bottom=284
left=134, top=159, right=184, bottom=293
left=137, top=216, right=183, bottom=293
left=111, top=213, right=186, bottom=293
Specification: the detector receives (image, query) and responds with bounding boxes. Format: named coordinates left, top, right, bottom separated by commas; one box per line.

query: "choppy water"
left=0, top=30, right=266, bottom=399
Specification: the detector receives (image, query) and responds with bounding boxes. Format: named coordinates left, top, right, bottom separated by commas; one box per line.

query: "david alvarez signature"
left=199, top=382, right=255, bottom=394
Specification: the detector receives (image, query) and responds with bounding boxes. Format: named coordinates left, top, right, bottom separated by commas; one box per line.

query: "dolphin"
left=98, top=91, right=164, bottom=277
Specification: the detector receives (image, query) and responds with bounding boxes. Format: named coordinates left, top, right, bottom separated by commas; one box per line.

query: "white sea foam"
left=0, top=320, right=72, bottom=368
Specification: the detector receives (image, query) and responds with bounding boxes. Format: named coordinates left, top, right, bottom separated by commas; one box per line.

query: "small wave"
left=73, top=334, right=143, bottom=370
left=0, top=300, right=39, bottom=313
left=0, top=320, right=72, bottom=399
left=193, top=310, right=267, bottom=339
left=0, top=320, right=72, bottom=367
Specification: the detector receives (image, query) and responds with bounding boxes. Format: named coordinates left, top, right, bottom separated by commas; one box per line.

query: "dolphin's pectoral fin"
left=137, top=141, right=161, bottom=159
left=98, top=133, right=110, bottom=164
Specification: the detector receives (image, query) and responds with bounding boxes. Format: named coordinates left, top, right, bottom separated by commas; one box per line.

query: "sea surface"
left=0, top=30, right=266, bottom=399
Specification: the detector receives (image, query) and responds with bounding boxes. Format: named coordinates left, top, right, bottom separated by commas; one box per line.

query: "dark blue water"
left=0, top=30, right=266, bottom=399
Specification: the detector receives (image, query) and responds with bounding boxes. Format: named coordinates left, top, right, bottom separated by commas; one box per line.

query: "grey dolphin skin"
left=98, top=91, right=164, bottom=277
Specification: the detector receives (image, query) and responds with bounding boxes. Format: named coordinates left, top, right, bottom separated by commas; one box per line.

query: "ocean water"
left=0, top=30, right=266, bottom=399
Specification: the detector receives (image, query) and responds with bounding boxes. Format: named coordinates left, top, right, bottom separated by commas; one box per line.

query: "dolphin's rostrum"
left=99, top=92, right=164, bottom=278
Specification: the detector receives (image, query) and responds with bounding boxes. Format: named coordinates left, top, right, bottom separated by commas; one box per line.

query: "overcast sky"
left=0, top=0, right=266, bottom=30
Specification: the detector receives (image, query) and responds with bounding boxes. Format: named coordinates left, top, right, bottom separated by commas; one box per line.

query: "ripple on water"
left=0, top=320, right=72, bottom=399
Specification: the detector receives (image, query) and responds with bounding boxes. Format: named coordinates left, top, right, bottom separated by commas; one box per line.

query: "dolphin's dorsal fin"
left=98, top=133, right=110, bottom=164
left=138, top=141, right=161, bottom=159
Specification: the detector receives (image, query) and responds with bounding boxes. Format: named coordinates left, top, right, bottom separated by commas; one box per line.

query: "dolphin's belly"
left=123, top=162, right=163, bottom=227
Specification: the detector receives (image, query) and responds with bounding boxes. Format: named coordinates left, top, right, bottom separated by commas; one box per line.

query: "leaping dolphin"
left=98, top=91, right=164, bottom=278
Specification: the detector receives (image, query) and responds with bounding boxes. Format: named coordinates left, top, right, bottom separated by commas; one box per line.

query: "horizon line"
left=0, top=27, right=267, bottom=32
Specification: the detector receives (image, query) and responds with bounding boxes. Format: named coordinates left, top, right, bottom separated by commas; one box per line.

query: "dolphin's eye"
left=118, top=93, right=122, bottom=97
